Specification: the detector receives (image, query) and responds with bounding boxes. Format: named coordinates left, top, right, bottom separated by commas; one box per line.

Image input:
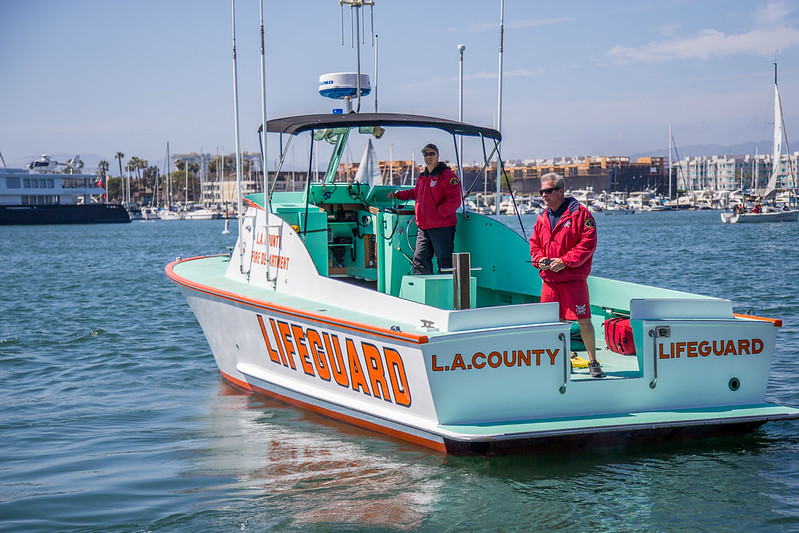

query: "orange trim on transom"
left=733, top=313, right=782, bottom=328
left=221, top=370, right=447, bottom=453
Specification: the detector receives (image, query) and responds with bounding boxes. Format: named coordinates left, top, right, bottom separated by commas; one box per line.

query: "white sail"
left=353, top=138, right=382, bottom=188
left=763, top=77, right=783, bottom=197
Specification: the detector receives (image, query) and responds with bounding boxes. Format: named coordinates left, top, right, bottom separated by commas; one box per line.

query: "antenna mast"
left=259, top=0, right=268, bottom=208
left=339, top=0, right=375, bottom=113
left=231, top=0, right=245, bottom=271
left=259, top=0, right=274, bottom=281
left=495, top=0, right=504, bottom=214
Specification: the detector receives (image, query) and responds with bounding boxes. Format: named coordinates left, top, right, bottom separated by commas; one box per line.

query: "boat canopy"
left=260, top=112, right=502, bottom=140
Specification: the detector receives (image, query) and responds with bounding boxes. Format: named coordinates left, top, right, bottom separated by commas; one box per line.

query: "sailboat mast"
left=167, top=142, right=171, bottom=208
left=760, top=62, right=784, bottom=199
left=668, top=124, right=672, bottom=200
left=776, top=65, right=797, bottom=207
left=772, top=63, right=782, bottom=191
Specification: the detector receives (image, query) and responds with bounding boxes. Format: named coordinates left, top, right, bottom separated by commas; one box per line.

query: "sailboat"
left=159, top=142, right=184, bottom=221
left=722, top=64, right=798, bottom=223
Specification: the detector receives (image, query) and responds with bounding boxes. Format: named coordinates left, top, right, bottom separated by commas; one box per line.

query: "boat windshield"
left=263, top=113, right=502, bottom=195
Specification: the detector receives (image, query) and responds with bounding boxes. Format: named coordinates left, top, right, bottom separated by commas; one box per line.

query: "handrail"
left=559, top=332, right=568, bottom=394
left=648, top=329, right=658, bottom=389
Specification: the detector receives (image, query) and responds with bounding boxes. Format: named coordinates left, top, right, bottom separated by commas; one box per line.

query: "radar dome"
left=319, top=73, right=371, bottom=100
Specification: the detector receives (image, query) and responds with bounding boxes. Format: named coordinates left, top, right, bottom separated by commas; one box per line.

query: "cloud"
left=607, top=26, right=799, bottom=63
left=755, top=0, right=794, bottom=24
left=607, top=2, right=799, bottom=64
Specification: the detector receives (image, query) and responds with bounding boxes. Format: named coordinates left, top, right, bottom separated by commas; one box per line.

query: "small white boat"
left=159, top=209, right=183, bottom=221
left=721, top=208, right=798, bottom=223
left=124, top=202, right=143, bottom=221
left=141, top=206, right=160, bottom=220
left=725, top=64, right=797, bottom=224
left=183, top=208, right=217, bottom=220
left=601, top=205, right=635, bottom=215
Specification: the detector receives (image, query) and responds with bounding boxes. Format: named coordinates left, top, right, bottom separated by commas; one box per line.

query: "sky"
left=2, top=0, right=799, bottom=173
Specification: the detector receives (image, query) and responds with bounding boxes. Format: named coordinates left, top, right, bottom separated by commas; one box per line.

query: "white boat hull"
left=184, top=208, right=218, bottom=220
left=159, top=211, right=184, bottom=221
left=167, top=204, right=799, bottom=453
left=721, top=209, right=798, bottom=223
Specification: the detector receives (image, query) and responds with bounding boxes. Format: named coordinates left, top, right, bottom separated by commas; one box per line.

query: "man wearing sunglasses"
left=529, top=172, right=604, bottom=378
left=388, top=143, right=461, bottom=275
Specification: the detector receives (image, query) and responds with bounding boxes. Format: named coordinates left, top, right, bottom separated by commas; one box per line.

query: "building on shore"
left=335, top=155, right=669, bottom=195
left=162, top=149, right=797, bottom=207
left=672, top=152, right=798, bottom=192
left=498, top=156, right=668, bottom=194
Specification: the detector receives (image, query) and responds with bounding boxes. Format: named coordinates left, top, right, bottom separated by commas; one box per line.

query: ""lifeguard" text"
left=256, top=315, right=411, bottom=407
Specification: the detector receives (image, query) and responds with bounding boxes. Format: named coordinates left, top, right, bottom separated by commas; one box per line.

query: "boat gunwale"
left=166, top=255, right=430, bottom=345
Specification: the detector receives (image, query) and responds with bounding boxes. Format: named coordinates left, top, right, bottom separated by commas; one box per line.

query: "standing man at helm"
left=388, top=143, right=461, bottom=274
left=530, top=172, right=604, bottom=378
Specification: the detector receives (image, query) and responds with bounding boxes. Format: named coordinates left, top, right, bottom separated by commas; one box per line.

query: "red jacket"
left=529, top=197, right=597, bottom=282
left=395, top=163, right=461, bottom=229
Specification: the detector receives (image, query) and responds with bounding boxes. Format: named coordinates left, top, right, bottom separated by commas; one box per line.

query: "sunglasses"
left=422, top=152, right=437, bottom=157
left=539, top=186, right=562, bottom=195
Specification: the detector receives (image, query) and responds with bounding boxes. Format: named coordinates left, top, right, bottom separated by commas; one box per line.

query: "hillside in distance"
left=632, top=140, right=775, bottom=160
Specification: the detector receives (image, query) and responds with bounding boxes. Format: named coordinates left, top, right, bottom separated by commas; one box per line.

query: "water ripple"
left=1, top=214, right=799, bottom=531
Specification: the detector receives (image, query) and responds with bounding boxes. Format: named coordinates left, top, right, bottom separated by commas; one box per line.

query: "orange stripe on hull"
left=243, top=198, right=263, bottom=210
left=220, top=370, right=447, bottom=453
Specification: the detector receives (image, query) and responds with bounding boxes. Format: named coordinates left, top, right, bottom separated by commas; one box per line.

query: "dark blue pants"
left=412, top=226, right=456, bottom=275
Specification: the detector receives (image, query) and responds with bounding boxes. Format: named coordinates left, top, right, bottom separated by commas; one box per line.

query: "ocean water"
left=1, top=211, right=798, bottom=532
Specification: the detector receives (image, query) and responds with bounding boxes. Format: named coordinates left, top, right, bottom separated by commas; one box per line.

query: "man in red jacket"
left=388, top=143, right=461, bottom=274
left=529, top=172, right=604, bottom=378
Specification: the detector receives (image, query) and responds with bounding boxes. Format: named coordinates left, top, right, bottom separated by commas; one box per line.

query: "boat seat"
left=399, top=274, right=476, bottom=310
left=630, top=298, right=732, bottom=320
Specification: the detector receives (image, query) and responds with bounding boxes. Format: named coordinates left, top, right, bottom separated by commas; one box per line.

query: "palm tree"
left=114, top=152, right=125, bottom=202
left=142, top=165, right=159, bottom=205
left=115, top=152, right=124, bottom=178
left=127, top=156, right=146, bottom=202
left=136, top=158, right=147, bottom=202
left=137, top=158, right=147, bottom=181
left=96, top=160, right=110, bottom=200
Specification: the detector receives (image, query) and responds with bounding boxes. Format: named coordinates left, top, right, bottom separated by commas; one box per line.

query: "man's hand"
left=548, top=258, right=566, bottom=272
left=387, top=191, right=397, bottom=199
